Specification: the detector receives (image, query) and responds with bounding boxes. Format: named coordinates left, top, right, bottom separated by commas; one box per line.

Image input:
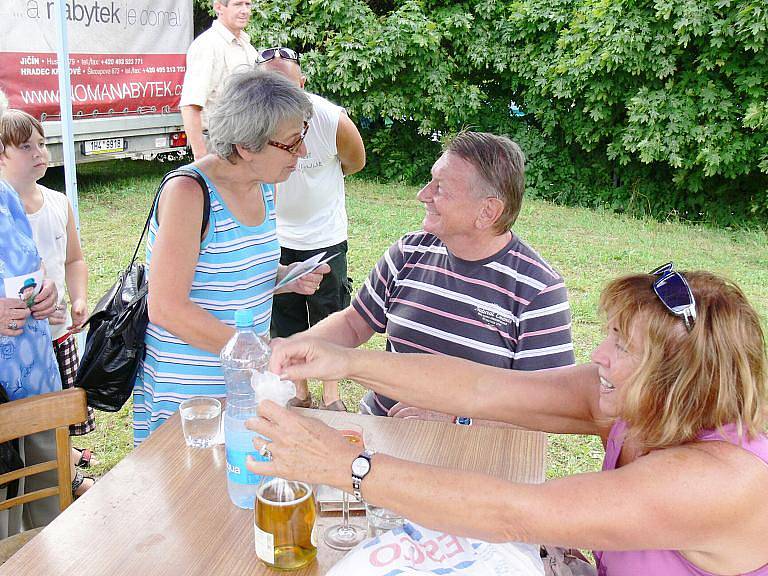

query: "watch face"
left=351, top=457, right=371, bottom=477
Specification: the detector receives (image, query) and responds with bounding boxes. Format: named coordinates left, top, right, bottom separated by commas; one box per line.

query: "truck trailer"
left=0, top=0, right=193, bottom=165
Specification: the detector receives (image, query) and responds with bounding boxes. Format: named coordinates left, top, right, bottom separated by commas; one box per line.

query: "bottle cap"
left=234, top=308, right=254, bottom=328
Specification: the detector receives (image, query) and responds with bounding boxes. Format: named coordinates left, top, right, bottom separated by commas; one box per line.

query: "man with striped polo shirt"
left=281, top=131, right=575, bottom=423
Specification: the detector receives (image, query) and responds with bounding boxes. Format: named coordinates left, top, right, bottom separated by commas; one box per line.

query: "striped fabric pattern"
left=353, top=231, right=575, bottom=415
left=133, top=167, right=280, bottom=445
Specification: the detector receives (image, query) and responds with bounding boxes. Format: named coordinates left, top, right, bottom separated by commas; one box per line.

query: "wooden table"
left=0, top=410, right=546, bottom=575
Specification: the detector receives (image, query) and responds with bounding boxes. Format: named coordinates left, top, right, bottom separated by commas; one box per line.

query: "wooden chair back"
left=0, top=388, right=88, bottom=513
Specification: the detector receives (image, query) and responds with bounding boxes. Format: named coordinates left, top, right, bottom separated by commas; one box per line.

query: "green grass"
left=43, top=161, right=768, bottom=481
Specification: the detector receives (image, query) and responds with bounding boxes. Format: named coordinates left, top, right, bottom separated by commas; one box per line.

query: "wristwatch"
left=455, top=416, right=473, bottom=426
left=351, top=449, right=376, bottom=501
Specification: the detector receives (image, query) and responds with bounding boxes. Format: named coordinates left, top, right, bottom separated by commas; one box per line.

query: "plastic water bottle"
left=221, top=308, right=271, bottom=509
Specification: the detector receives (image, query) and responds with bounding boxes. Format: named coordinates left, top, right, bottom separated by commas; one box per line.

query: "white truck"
left=0, top=0, right=193, bottom=165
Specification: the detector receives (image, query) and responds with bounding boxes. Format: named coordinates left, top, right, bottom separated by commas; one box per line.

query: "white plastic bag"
left=327, top=522, right=544, bottom=576
left=251, top=370, right=295, bottom=405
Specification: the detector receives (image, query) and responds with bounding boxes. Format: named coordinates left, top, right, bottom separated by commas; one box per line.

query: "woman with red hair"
left=256, top=266, right=768, bottom=576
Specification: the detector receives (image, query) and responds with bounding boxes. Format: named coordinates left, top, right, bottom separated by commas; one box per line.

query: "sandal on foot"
left=287, top=396, right=313, bottom=409
left=319, top=399, right=347, bottom=412
left=71, top=469, right=95, bottom=499
left=73, top=447, right=97, bottom=468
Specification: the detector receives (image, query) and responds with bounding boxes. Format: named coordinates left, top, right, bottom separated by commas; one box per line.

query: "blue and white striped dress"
left=133, top=166, right=280, bottom=445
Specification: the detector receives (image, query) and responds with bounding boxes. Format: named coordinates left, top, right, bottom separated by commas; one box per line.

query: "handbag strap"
left=128, top=168, right=211, bottom=265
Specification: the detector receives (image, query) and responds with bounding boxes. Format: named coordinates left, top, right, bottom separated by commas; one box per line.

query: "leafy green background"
left=196, top=0, right=768, bottom=225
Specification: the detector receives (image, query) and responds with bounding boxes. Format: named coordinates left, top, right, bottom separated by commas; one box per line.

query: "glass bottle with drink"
left=255, top=476, right=318, bottom=570
left=324, top=421, right=367, bottom=550
left=220, top=308, right=271, bottom=509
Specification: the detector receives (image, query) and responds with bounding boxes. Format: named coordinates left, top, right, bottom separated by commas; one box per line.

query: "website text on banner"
left=0, top=0, right=192, bottom=119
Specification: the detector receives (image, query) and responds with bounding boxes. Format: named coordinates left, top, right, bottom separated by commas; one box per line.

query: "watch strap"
left=352, top=449, right=375, bottom=501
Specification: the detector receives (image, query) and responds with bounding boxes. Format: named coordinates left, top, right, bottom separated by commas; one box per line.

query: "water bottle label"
left=226, top=447, right=267, bottom=484
left=254, top=521, right=275, bottom=564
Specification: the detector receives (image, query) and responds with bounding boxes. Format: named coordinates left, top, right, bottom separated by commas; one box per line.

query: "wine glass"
left=323, top=420, right=367, bottom=550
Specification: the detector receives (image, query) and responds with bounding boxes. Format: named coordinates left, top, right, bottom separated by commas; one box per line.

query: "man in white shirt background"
left=258, top=47, right=366, bottom=410
left=180, top=0, right=257, bottom=159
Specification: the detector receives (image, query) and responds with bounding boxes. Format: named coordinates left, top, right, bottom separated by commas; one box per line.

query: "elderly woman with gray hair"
left=133, top=70, right=328, bottom=444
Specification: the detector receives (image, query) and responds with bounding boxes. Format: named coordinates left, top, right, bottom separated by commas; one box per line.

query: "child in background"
left=0, top=109, right=96, bottom=496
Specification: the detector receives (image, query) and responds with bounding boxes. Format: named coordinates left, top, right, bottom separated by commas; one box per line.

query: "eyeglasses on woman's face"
left=267, top=121, right=309, bottom=155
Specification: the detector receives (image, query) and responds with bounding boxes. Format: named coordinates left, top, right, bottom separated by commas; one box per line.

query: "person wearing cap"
left=180, top=0, right=258, bottom=160
left=257, top=46, right=366, bottom=411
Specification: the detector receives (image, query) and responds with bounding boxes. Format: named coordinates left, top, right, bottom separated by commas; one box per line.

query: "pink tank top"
left=594, top=420, right=768, bottom=576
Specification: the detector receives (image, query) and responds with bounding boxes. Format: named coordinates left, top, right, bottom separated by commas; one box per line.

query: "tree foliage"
left=221, top=0, right=767, bottom=224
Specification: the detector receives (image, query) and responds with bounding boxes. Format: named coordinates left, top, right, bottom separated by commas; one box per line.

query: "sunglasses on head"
left=649, top=262, right=697, bottom=332
left=256, top=47, right=300, bottom=64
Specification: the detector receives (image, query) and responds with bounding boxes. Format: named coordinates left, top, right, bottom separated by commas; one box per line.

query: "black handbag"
left=74, top=168, right=210, bottom=412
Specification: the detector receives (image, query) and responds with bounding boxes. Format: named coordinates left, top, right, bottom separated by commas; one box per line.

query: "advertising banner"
left=0, top=0, right=193, bottom=120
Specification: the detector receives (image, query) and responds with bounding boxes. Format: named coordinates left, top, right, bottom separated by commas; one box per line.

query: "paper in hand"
left=3, top=268, right=44, bottom=307
left=273, top=251, right=340, bottom=291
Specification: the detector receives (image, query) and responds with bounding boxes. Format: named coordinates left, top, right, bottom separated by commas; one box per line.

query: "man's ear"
left=213, top=1, right=222, bottom=17
left=299, top=75, right=307, bottom=89
left=476, top=196, right=505, bottom=231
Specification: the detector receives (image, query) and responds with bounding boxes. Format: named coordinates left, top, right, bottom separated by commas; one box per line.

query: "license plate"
left=82, top=138, right=125, bottom=156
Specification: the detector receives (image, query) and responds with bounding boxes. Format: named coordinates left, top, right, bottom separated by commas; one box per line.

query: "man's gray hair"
left=207, top=69, right=312, bottom=162
left=445, top=131, right=526, bottom=234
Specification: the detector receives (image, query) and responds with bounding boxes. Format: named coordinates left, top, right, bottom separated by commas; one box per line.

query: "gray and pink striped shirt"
left=353, top=231, right=575, bottom=415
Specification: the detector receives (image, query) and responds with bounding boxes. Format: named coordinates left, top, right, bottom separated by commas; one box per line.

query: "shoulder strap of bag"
left=128, top=168, right=211, bottom=265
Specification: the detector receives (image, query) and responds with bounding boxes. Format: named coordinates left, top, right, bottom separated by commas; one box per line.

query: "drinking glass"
left=180, top=397, right=221, bottom=448
left=366, top=504, right=404, bottom=537
left=255, top=478, right=318, bottom=570
left=324, top=421, right=367, bottom=550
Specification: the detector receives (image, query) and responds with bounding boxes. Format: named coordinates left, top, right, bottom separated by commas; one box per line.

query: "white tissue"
left=250, top=370, right=296, bottom=407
